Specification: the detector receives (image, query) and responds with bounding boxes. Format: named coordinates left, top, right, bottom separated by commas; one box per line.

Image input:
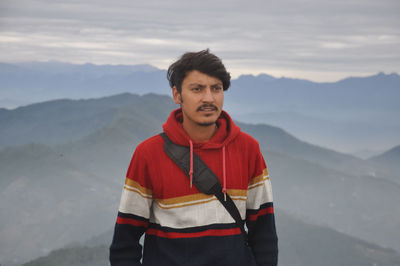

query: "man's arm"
left=109, top=144, right=153, bottom=266
left=246, top=147, right=278, bottom=266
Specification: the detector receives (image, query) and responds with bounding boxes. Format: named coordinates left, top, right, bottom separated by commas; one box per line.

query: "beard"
left=184, top=109, right=218, bottom=127
left=179, top=94, right=221, bottom=127
left=195, top=105, right=219, bottom=127
left=196, top=121, right=216, bottom=127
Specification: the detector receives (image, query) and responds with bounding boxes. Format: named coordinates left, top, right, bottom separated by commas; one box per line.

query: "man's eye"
left=192, top=87, right=201, bottom=92
left=213, top=86, right=222, bottom=91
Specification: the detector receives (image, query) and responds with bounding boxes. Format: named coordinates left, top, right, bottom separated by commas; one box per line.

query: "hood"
left=162, top=108, right=241, bottom=149
left=162, top=108, right=241, bottom=198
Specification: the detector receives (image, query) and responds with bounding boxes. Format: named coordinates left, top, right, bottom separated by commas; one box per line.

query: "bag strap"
left=160, top=133, right=248, bottom=242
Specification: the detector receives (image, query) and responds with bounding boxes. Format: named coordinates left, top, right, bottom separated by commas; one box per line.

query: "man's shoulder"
left=135, top=134, right=164, bottom=153
left=235, top=130, right=260, bottom=147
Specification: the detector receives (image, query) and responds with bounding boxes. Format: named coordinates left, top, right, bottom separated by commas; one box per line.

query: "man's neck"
left=182, top=120, right=217, bottom=142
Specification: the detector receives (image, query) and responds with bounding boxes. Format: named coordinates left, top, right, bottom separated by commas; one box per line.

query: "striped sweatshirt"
left=109, top=108, right=278, bottom=266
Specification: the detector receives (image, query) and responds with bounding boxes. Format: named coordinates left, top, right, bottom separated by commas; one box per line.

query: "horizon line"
left=1, top=60, right=398, bottom=84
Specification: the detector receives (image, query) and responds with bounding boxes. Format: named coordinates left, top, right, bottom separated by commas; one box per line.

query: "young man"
left=110, top=50, right=278, bottom=265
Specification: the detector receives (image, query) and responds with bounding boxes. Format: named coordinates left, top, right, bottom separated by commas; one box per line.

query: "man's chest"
left=148, top=145, right=251, bottom=200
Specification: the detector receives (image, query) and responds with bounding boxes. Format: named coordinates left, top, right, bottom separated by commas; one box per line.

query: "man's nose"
left=202, top=87, right=214, bottom=102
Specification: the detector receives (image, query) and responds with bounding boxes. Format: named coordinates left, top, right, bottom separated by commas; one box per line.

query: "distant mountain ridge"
left=227, top=71, right=400, bottom=114
left=371, top=144, right=400, bottom=162
left=225, top=72, right=400, bottom=154
left=0, top=93, right=174, bottom=149
left=1, top=61, right=398, bottom=110
left=369, top=145, right=400, bottom=176
left=0, top=62, right=169, bottom=108
left=1, top=61, right=398, bottom=155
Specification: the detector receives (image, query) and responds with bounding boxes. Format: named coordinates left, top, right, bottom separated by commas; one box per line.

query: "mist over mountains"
left=1, top=61, right=399, bottom=112
left=0, top=62, right=167, bottom=108
left=1, top=61, right=399, bottom=155
left=0, top=93, right=399, bottom=265
left=369, top=145, right=400, bottom=174
left=226, top=72, right=400, bottom=155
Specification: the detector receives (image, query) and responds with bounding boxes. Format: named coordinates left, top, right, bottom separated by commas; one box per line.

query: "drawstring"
left=222, top=145, right=226, bottom=201
left=189, top=139, right=193, bottom=188
left=188, top=139, right=226, bottom=201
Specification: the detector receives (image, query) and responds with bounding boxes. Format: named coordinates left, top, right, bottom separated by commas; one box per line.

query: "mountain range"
left=1, top=61, right=399, bottom=155
left=0, top=93, right=399, bottom=265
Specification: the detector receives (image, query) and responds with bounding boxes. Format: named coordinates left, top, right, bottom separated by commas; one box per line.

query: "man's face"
left=173, top=70, right=224, bottom=127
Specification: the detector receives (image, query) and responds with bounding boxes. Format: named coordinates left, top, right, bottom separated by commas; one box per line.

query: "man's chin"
left=196, top=122, right=216, bottom=127
left=195, top=117, right=218, bottom=127
left=189, top=111, right=221, bottom=127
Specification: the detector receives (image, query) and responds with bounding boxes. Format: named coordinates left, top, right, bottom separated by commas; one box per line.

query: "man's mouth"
left=197, top=105, right=218, bottom=112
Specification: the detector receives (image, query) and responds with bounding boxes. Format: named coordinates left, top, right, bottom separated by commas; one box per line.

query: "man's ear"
left=172, top=86, right=182, bottom=104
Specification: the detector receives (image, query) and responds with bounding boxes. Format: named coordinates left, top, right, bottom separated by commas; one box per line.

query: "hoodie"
left=110, top=108, right=278, bottom=266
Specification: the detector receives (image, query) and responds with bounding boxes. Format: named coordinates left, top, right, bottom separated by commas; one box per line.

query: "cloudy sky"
left=0, top=0, right=399, bottom=81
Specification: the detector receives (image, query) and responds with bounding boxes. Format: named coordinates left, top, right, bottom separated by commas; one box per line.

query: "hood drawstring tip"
left=222, top=145, right=227, bottom=201
left=189, top=139, right=194, bottom=188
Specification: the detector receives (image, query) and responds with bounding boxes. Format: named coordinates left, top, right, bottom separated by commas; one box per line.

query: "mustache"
left=197, top=104, right=218, bottom=112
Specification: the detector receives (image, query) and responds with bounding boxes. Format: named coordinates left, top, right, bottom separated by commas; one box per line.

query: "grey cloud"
left=0, top=0, right=399, bottom=81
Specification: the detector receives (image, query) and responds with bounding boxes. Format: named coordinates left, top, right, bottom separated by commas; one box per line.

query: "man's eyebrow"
left=188, top=82, right=223, bottom=87
left=188, top=83, right=206, bottom=87
left=210, top=83, right=223, bottom=87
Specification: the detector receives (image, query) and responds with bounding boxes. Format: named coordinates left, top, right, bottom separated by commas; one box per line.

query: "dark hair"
left=167, top=49, right=231, bottom=92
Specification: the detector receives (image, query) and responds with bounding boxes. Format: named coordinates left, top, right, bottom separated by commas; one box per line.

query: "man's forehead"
left=183, top=70, right=223, bottom=85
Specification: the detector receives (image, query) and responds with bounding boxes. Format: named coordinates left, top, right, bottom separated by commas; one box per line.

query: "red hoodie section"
left=133, top=108, right=262, bottom=199
left=162, top=108, right=241, bottom=149
left=162, top=108, right=242, bottom=196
